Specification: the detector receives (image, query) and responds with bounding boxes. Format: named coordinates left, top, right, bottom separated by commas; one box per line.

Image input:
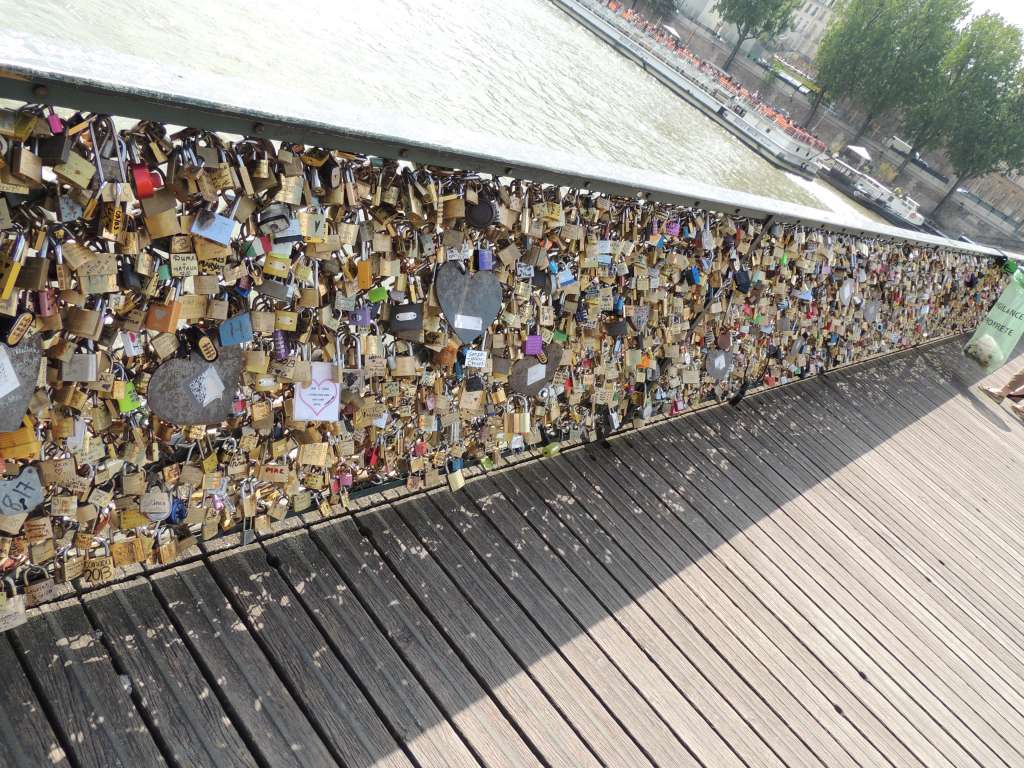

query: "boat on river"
left=552, top=0, right=826, bottom=180
left=819, top=146, right=925, bottom=230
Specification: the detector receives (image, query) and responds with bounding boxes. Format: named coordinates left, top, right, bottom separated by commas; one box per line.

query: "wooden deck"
left=6, top=335, right=1024, bottom=768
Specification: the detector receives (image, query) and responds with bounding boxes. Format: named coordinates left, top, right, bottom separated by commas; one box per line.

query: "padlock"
left=83, top=540, right=115, bottom=584
left=0, top=577, right=27, bottom=632
left=146, top=283, right=182, bottom=333
left=66, top=298, right=107, bottom=340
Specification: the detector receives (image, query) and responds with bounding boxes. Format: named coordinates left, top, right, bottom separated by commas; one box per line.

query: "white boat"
left=820, top=147, right=926, bottom=230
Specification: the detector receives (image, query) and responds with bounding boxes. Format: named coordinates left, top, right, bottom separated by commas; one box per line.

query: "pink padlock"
left=46, top=107, right=64, bottom=135
left=36, top=288, right=58, bottom=317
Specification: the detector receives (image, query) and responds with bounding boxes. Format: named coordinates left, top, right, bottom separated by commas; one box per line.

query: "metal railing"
left=0, top=57, right=1016, bottom=261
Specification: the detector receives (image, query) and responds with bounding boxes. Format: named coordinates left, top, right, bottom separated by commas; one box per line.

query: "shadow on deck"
left=6, top=335, right=1024, bottom=768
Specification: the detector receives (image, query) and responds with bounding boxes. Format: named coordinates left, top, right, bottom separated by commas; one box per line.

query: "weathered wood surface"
left=11, top=598, right=167, bottom=768
left=153, top=561, right=337, bottom=767
left=83, top=581, right=258, bottom=768
left=5, top=337, right=1024, bottom=768
left=0, top=637, right=69, bottom=768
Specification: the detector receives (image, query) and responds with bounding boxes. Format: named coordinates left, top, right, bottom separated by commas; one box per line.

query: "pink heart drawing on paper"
left=298, top=379, right=338, bottom=416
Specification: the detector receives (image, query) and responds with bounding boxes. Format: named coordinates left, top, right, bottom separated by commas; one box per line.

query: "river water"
left=3, top=0, right=881, bottom=223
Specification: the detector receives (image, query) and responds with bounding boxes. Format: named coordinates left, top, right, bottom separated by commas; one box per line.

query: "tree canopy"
left=931, top=14, right=1024, bottom=214
left=815, top=0, right=970, bottom=141
left=645, top=0, right=682, bottom=21
left=713, top=0, right=801, bottom=70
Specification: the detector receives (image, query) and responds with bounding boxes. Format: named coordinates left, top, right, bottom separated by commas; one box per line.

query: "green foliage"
left=713, top=0, right=801, bottom=69
left=903, top=11, right=1020, bottom=166
left=933, top=14, right=1024, bottom=213
left=816, top=0, right=969, bottom=128
left=645, top=0, right=682, bottom=19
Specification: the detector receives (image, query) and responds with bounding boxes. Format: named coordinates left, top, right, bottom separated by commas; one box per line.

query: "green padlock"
left=367, top=285, right=388, bottom=303
left=117, top=381, right=142, bottom=414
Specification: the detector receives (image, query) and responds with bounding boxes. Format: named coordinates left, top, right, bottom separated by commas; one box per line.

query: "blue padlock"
left=477, top=248, right=494, bottom=270
left=219, top=313, right=254, bottom=347
left=169, top=497, right=187, bottom=525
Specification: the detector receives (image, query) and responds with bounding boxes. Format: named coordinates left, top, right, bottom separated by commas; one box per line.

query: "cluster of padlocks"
left=0, top=103, right=1004, bottom=612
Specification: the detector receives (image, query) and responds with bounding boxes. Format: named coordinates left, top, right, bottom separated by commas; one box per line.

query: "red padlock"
left=131, top=163, right=162, bottom=199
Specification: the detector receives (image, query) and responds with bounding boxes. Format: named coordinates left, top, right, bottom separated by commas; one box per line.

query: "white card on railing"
left=294, top=362, right=340, bottom=421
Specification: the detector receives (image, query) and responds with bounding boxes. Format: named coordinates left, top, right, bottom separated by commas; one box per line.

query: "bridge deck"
left=5, top=336, right=1024, bottom=768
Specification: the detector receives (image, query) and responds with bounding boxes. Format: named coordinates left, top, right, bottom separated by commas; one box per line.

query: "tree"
left=931, top=14, right=1024, bottom=216
left=899, top=9, right=1012, bottom=173
left=813, top=0, right=968, bottom=142
left=713, top=0, right=801, bottom=71
left=643, top=0, right=681, bottom=22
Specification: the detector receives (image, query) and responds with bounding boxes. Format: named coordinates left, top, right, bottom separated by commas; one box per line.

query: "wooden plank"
left=0, top=636, right=70, bottom=767
left=11, top=598, right=168, bottom=768
left=312, top=517, right=542, bottom=768
left=811, top=358, right=1024, bottom=610
left=647, top=409, right=1024, bottom=767
left=265, top=531, right=486, bottom=768
left=525, top=454, right=877, bottom=768
left=794, top=375, right=1024, bottom=717
left=403, top=487, right=694, bottom=768
left=588, top=432, right=947, bottom=768
left=354, top=507, right=603, bottom=768
left=834, top=354, right=1024, bottom=590
left=458, top=474, right=762, bottom=768
left=811, top=365, right=1024, bottom=628
left=883, top=348, right=1024, bottom=548
left=499, top=459, right=838, bottom=768
left=804, top=368, right=1024, bottom=631
left=727, top=372, right=1024, bottom=665
left=83, top=581, right=258, bottom=768
left=152, top=560, right=336, bottom=767
left=551, top=446, right=890, bottom=768
left=207, top=544, right=416, bottom=768
left=673, top=404, right=1024, bottom=764
left=769, top=372, right=1024, bottom=685
left=479, top=468, right=815, bottom=768
left=684, top=385, right=1024, bottom=729
left=607, top=428, right=980, bottom=768
left=712, top=378, right=1024, bottom=753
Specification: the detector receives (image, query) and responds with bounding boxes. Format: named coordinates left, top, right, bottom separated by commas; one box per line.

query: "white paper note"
left=454, top=313, right=483, bottom=331
left=464, top=349, right=487, bottom=368
left=293, top=361, right=340, bottom=422
left=0, top=347, right=20, bottom=399
left=526, top=363, right=547, bottom=385
left=189, top=366, right=225, bottom=407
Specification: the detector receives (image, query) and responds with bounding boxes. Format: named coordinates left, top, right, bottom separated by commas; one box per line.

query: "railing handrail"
left=0, top=58, right=1015, bottom=261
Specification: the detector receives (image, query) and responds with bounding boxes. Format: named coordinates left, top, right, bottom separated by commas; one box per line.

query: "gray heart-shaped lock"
left=509, top=344, right=563, bottom=398
left=148, top=345, right=242, bottom=425
left=434, top=262, right=502, bottom=344
left=0, top=336, right=41, bottom=432
left=0, top=466, right=43, bottom=535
